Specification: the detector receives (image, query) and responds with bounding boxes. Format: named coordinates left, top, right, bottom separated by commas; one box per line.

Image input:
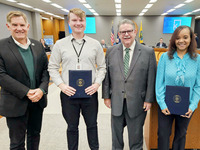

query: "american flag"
left=110, top=25, right=115, bottom=46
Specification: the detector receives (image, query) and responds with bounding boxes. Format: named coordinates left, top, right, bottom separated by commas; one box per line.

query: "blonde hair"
left=68, top=8, right=86, bottom=20
left=7, top=11, right=28, bottom=24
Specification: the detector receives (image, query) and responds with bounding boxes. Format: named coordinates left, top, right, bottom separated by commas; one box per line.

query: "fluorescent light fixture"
left=89, top=9, right=95, bottom=13
left=184, top=0, right=194, bottom=3
left=161, top=13, right=168, bottom=15
left=116, top=9, right=121, bottom=13
left=33, top=8, right=45, bottom=12
left=79, top=0, right=87, bottom=3
left=42, top=17, right=49, bottom=20
left=117, top=13, right=121, bottom=16
left=184, top=12, right=192, bottom=15
left=53, top=15, right=63, bottom=18
left=42, top=0, right=51, bottom=3
left=93, top=13, right=99, bottom=16
left=51, top=3, right=63, bottom=9
left=83, top=4, right=92, bottom=8
left=6, top=0, right=17, bottom=2
left=195, top=16, right=200, bottom=19
left=61, top=9, right=69, bottom=13
left=45, top=12, right=54, bottom=16
left=142, top=9, right=148, bottom=13
left=167, top=9, right=175, bottom=13
left=115, top=4, right=121, bottom=8
left=115, top=0, right=121, bottom=3
left=149, top=0, right=157, bottom=3
left=17, top=3, right=33, bottom=8
left=192, top=9, right=200, bottom=12
left=145, top=4, right=153, bottom=9
left=174, top=4, right=185, bottom=8
left=139, top=13, right=144, bottom=16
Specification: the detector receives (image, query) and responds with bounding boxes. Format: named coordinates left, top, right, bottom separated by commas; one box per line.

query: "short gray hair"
left=118, top=19, right=135, bottom=31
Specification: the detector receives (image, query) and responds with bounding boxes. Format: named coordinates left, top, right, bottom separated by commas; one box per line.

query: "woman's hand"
left=181, top=109, right=193, bottom=118
left=162, top=108, right=171, bottom=115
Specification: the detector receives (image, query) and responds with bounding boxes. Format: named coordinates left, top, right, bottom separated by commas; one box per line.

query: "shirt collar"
left=12, top=36, right=31, bottom=49
left=70, top=34, right=87, bottom=43
left=123, top=40, right=136, bottom=51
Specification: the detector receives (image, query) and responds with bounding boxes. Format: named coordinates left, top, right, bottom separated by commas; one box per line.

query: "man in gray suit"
left=102, top=19, right=157, bottom=150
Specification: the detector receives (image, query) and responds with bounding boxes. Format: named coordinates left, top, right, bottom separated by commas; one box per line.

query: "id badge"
left=76, top=63, right=82, bottom=70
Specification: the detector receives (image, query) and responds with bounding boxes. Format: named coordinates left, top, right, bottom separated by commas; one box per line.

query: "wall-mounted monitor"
left=68, top=17, right=96, bottom=34
left=44, top=35, right=54, bottom=45
left=163, top=17, right=192, bottom=34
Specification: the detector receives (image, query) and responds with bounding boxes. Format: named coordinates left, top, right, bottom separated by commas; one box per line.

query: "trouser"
left=60, top=92, right=99, bottom=150
left=6, top=102, right=44, bottom=150
left=157, top=107, right=192, bottom=150
left=111, top=99, right=146, bottom=150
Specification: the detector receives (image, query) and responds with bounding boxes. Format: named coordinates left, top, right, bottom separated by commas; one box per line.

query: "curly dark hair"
left=167, top=25, right=197, bottom=59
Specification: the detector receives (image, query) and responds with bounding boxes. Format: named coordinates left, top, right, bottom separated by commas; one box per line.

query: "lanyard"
left=71, top=39, right=85, bottom=63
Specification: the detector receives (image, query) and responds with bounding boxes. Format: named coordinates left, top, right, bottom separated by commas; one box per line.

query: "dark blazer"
left=0, top=36, right=49, bottom=117
left=156, top=42, right=167, bottom=48
left=102, top=41, right=157, bottom=118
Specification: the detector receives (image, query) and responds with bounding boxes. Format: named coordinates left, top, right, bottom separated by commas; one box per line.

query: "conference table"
left=144, top=48, right=200, bottom=150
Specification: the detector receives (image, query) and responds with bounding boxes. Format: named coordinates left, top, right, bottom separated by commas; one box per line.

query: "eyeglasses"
left=119, top=30, right=133, bottom=35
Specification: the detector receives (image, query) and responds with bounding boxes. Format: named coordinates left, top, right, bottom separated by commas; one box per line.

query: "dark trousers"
left=157, top=108, right=192, bottom=150
left=111, top=99, right=146, bottom=150
left=60, top=92, right=99, bottom=150
left=6, top=102, right=44, bottom=150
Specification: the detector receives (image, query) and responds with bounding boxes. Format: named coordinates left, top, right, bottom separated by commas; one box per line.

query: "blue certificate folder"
left=165, top=86, right=190, bottom=115
left=69, top=70, right=92, bottom=98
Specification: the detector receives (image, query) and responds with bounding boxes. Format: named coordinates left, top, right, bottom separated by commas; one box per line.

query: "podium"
left=144, top=102, right=200, bottom=149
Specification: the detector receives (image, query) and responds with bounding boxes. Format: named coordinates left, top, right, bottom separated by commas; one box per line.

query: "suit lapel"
left=126, top=42, right=141, bottom=78
left=117, top=44, right=126, bottom=79
left=8, top=37, right=29, bottom=77
left=30, top=41, right=37, bottom=73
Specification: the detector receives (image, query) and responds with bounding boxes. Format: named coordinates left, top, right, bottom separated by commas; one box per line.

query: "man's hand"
left=104, top=99, right=111, bottom=108
left=58, top=83, right=76, bottom=96
left=27, top=88, right=43, bottom=102
left=85, top=83, right=100, bottom=95
left=181, top=109, right=193, bottom=118
left=162, top=108, right=171, bottom=115
left=143, top=102, right=152, bottom=111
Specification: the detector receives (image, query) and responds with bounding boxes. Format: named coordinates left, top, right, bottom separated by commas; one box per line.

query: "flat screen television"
left=68, top=17, right=96, bottom=34
left=44, top=35, right=54, bottom=45
left=163, top=17, right=192, bottom=34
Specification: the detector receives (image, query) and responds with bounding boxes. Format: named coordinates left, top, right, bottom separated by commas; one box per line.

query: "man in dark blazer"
left=156, top=38, right=167, bottom=48
left=0, top=11, right=49, bottom=150
left=102, top=19, right=157, bottom=150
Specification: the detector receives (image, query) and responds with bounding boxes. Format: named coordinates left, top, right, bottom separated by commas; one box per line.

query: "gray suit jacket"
left=102, top=41, right=157, bottom=118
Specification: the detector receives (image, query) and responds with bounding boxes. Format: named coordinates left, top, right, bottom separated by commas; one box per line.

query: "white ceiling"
left=0, top=0, right=200, bottom=18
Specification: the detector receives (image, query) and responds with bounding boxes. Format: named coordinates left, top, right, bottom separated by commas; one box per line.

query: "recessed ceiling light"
left=116, top=9, right=121, bottom=13
left=184, top=12, right=192, bottom=15
left=93, top=13, right=99, bottom=16
left=51, top=3, right=63, bottom=9
left=117, top=13, right=121, bottom=16
left=83, top=4, right=91, bottom=9
left=167, top=9, right=175, bottom=13
left=17, top=3, right=33, bottom=8
left=6, top=0, right=17, bottom=2
left=115, top=4, right=121, bottom=9
left=79, top=0, right=87, bottom=3
left=149, top=0, right=157, bottom=3
left=174, top=4, right=185, bottom=9
left=139, top=13, right=144, bottom=16
left=42, top=0, right=51, bottom=3
left=33, top=8, right=45, bottom=12
left=145, top=4, right=153, bottom=9
left=161, top=13, right=168, bottom=16
left=142, top=9, right=148, bottom=13
left=192, top=9, right=200, bottom=12
left=115, top=0, right=121, bottom=3
left=184, top=0, right=194, bottom=3
left=89, top=9, right=95, bottom=13
left=61, top=9, right=69, bottom=13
